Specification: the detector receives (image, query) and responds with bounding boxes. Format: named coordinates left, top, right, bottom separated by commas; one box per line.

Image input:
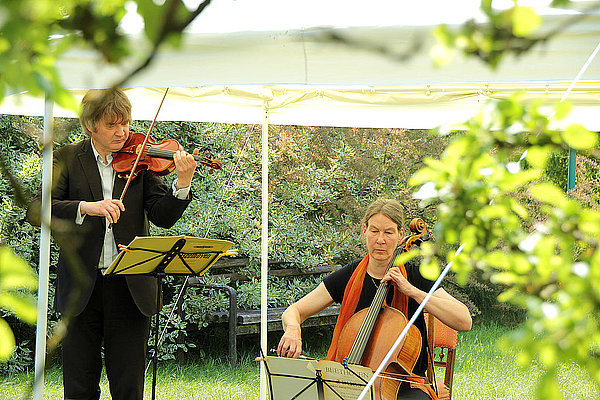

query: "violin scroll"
left=197, top=152, right=222, bottom=174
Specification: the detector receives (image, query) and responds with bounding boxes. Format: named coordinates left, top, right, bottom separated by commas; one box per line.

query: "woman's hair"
left=80, top=88, right=132, bottom=136
left=362, top=198, right=404, bottom=232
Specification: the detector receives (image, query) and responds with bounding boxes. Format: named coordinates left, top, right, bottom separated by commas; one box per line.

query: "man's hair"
left=362, top=198, right=405, bottom=232
left=80, top=88, right=132, bottom=136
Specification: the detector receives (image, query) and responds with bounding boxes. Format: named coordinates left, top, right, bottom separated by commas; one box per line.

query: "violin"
left=107, top=88, right=222, bottom=230
left=333, top=218, right=428, bottom=399
left=112, top=132, right=222, bottom=179
left=108, top=131, right=222, bottom=230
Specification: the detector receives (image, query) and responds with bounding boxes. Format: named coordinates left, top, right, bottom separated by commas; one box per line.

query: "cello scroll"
left=398, top=218, right=427, bottom=252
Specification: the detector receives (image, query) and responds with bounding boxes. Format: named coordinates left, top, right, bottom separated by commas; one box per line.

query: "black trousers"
left=62, top=271, right=151, bottom=400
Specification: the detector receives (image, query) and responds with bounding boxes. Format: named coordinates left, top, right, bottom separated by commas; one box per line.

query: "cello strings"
left=348, top=276, right=389, bottom=362
left=349, top=252, right=399, bottom=363
left=356, top=244, right=465, bottom=400
left=145, top=123, right=257, bottom=376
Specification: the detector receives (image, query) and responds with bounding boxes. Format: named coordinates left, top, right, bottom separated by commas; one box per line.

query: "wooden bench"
left=176, top=258, right=341, bottom=366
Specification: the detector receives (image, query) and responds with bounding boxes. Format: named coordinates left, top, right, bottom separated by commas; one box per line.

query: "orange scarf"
left=325, top=255, right=438, bottom=399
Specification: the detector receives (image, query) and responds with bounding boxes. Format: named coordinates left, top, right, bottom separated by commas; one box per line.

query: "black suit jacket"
left=28, top=139, right=191, bottom=316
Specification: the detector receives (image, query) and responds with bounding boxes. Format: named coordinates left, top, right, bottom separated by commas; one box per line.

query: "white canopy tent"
left=1, top=1, right=599, bottom=399
left=2, top=1, right=600, bottom=128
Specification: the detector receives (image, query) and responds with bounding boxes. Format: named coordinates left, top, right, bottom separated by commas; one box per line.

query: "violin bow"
left=356, top=243, right=466, bottom=400
left=109, top=87, right=169, bottom=229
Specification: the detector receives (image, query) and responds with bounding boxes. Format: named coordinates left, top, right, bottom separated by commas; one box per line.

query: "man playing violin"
left=277, top=198, right=472, bottom=399
left=27, top=88, right=199, bottom=400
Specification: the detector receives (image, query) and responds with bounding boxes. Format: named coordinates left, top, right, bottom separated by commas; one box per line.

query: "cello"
left=332, top=218, right=429, bottom=399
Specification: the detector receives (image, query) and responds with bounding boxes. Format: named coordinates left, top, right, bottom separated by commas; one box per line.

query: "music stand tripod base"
left=104, top=235, right=235, bottom=399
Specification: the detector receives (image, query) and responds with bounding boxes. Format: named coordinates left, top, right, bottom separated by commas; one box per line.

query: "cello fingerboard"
left=346, top=280, right=390, bottom=364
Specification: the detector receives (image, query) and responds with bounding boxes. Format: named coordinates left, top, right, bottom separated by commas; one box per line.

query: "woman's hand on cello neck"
left=381, top=266, right=419, bottom=297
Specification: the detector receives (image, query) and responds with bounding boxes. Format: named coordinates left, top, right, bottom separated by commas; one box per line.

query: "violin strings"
left=146, top=145, right=208, bottom=165
left=146, top=123, right=257, bottom=376
left=146, top=146, right=174, bottom=159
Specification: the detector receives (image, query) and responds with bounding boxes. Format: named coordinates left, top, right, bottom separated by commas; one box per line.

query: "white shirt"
left=76, top=142, right=190, bottom=269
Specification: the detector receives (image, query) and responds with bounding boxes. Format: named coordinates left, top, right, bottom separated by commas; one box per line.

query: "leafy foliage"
left=0, top=247, right=37, bottom=361
left=431, top=0, right=591, bottom=68
left=410, top=95, right=600, bottom=397
left=136, top=121, right=461, bottom=354
left=0, top=0, right=211, bottom=109
left=1, top=2, right=599, bottom=398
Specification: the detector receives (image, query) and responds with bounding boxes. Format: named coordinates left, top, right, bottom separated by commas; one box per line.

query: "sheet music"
left=104, top=236, right=234, bottom=276
left=262, top=356, right=374, bottom=400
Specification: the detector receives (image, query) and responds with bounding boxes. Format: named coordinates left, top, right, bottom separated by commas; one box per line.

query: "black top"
left=323, top=259, right=434, bottom=376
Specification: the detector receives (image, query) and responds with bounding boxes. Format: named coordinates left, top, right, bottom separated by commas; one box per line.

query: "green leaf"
left=481, top=0, right=493, bottom=15
left=432, top=24, right=453, bottom=47
left=53, top=87, right=79, bottom=113
left=529, top=183, right=567, bottom=208
left=0, top=293, right=37, bottom=324
left=553, top=101, right=572, bottom=120
left=561, top=124, right=598, bottom=150
left=483, top=250, right=509, bottom=269
left=579, top=210, right=600, bottom=236
left=136, top=0, right=165, bottom=43
left=498, top=168, right=541, bottom=191
left=393, top=249, right=418, bottom=267
left=0, top=247, right=38, bottom=291
left=491, top=271, right=519, bottom=285
left=512, top=6, right=542, bottom=37
left=525, top=146, right=551, bottom=169
left=409, top=167, right=437, bottom=186
left=536, top=369, right=560, bottom=400
left=420, top=258, right=440, bottom=281
left=137, top=0, right=191, bottom=45
left=509, top=198, right=529, bottom=219
left=0, top=318, right=16, bottom=361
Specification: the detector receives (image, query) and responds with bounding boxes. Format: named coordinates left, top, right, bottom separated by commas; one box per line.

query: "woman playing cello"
left=277, top=198, right=472, bottom=399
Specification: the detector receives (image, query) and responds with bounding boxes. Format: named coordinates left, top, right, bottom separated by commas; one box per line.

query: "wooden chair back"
left=424, top=312, right=458, bottom=400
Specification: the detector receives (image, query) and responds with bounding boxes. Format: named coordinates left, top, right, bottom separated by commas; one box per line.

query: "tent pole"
left=567, top=147, right=576, bottom=191
left=260, top=103, right=269, bottom=400
left=33, top=94, right=53, bottom=400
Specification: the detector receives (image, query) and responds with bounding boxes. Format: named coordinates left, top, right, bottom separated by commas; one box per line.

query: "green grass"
left=1, top=324, right=598, bottom=399
left=452, top=324, right=599, bottom=400
left=0, top=353, right=261, bottom=400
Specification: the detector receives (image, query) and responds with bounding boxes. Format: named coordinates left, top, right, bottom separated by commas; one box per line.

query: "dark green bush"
left=2, top=114, right=562, bottom=368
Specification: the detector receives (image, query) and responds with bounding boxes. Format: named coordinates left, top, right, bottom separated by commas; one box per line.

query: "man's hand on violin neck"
left=174, top=148, right=200, bottom=189
left=80, top=199, right=125, bottom=224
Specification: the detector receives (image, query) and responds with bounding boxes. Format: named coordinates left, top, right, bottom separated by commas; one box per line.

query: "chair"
left=424, top=312, right=458, bottom=400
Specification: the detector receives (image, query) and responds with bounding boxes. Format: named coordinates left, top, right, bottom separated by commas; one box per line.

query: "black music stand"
left=259, top=356, right=375, bottom=400
left=104, top=235, right=235, bottom=400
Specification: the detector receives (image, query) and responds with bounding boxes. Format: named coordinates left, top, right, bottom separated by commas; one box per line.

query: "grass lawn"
left=1, top=324, right=598, bottom=399
left=451, top=324, right=598, bottom=399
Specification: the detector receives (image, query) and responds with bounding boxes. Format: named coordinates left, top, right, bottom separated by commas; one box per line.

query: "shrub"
left=3, top=114, right=576, bottom=367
